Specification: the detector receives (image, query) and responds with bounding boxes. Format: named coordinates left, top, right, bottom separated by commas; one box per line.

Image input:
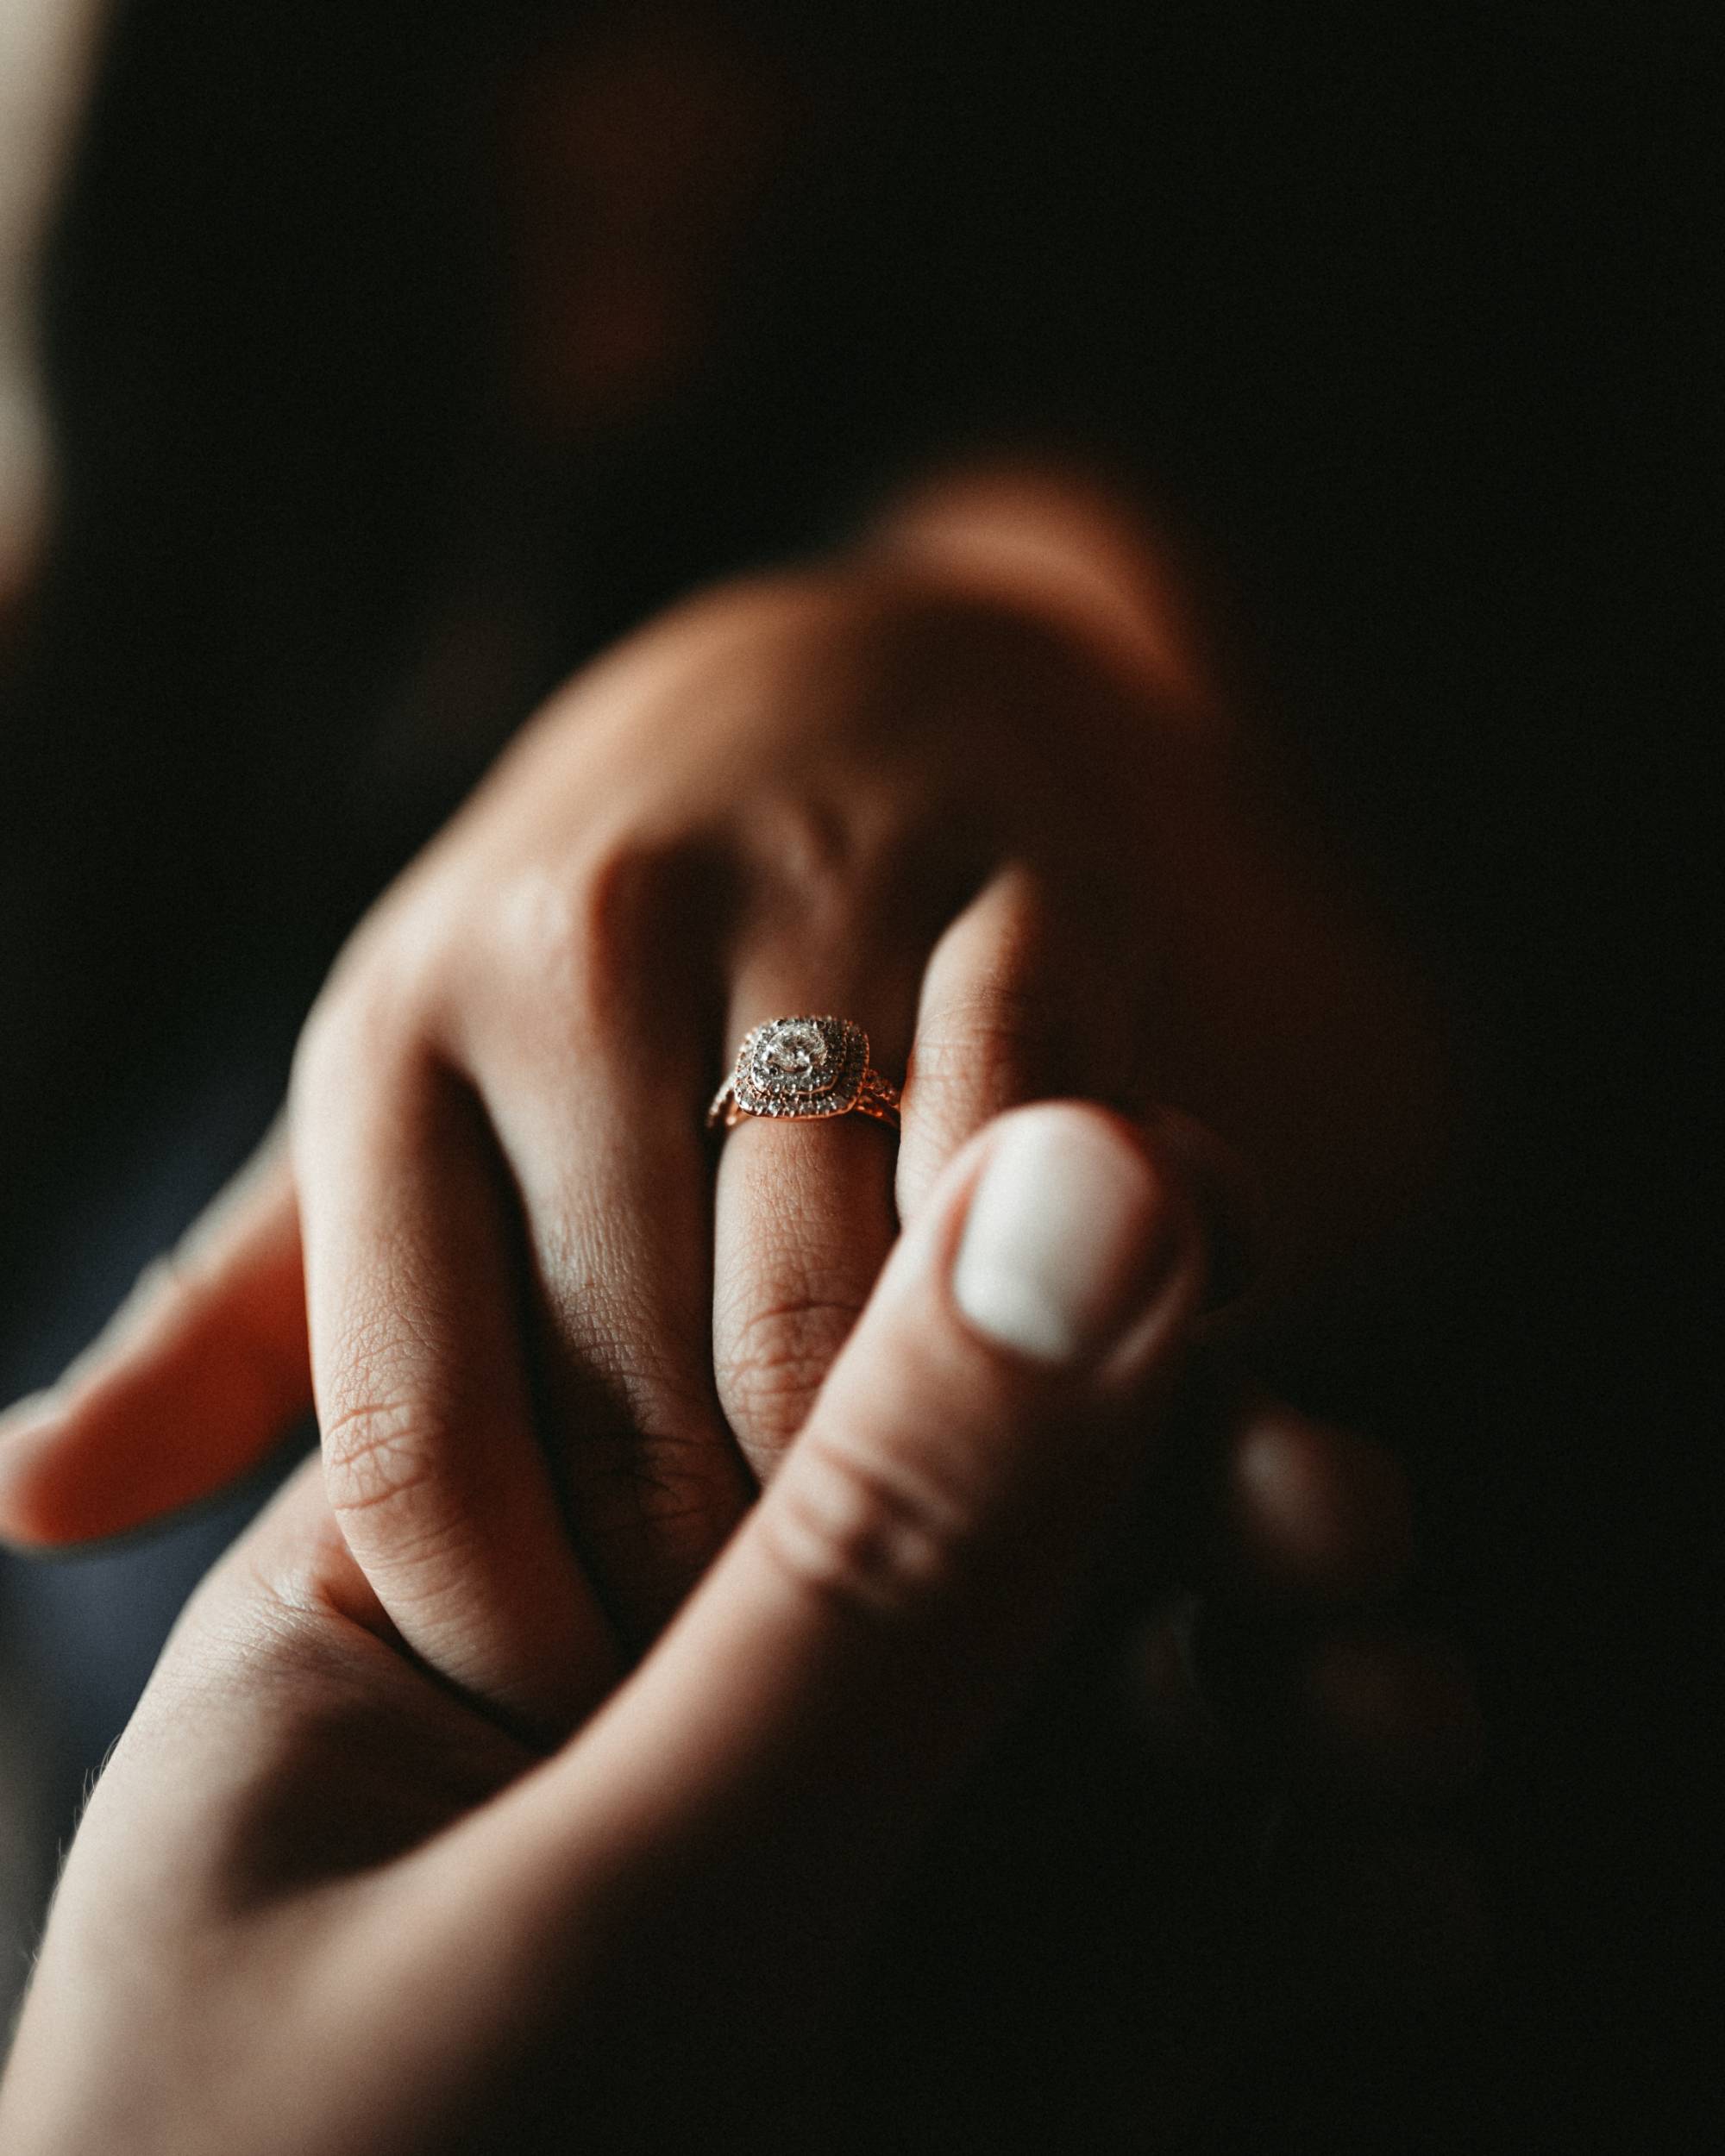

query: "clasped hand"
left=0, top=479, right=1470, bottom=2152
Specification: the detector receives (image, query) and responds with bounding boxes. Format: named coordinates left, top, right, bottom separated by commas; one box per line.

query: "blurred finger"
left=1120, top=1399, right=1420, bottom=1772
left=1220, top=1401, right=1415, bottom=1609
left=0, top=1132, right=309, bottom=1548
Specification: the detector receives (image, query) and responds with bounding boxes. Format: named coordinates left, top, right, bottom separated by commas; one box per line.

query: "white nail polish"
left=951, top=1107, right=1166, bottom=1364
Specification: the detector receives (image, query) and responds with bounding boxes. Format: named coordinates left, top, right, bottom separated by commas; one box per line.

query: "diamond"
left=734, top=1016, right=869, bottom=1119
left=760, top=1020, right=829, bottom=1078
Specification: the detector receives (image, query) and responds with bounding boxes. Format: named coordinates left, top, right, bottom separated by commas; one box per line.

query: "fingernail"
left=951, top=1106, right=1176, bottom=1364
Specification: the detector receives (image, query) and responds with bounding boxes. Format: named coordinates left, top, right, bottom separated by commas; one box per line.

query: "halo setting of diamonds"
left=707, top=1015, right=900, bottom=1132
left=733, top=1015, right=868, bottom=1117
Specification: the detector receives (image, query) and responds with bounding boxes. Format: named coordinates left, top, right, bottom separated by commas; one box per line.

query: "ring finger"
left=712, top=935, right=922, bottom=1483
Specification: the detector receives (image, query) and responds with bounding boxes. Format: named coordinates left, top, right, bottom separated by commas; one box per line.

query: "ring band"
left=707, top=1016, right=901, bottom=1134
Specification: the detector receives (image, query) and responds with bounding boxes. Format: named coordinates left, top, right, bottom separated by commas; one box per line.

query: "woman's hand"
left=0, top=1109, right=1477, bottom=2154
left=0, top=469, right=1452, bottom=1737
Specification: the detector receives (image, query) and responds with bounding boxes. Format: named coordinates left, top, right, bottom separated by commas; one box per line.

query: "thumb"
left=461, top=1103, right=1206, bottom=1975
left=0, top=1132, right=310, bottom=1547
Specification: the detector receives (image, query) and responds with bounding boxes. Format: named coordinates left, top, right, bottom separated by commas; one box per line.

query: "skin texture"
left=0, top=481, right=1480, bottom=2141
left=0, top=1108, right=1477, bottom=2154
left=0, top=478, right=1451, bottom=1690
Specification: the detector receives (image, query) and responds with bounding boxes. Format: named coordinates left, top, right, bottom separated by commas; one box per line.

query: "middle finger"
left=448, top=850, right=754, bottom=1650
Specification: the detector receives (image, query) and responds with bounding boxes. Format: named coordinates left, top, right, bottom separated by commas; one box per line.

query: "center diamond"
left=761, top=1021, right=829, bottom=1078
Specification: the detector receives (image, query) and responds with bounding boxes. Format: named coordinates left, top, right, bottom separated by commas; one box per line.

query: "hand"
left=0, top=1106, right=1208, bottom=2151
left=0, top=467, right=1452, bottom=1741
left=0, top=1109, right=1477, bottom=2153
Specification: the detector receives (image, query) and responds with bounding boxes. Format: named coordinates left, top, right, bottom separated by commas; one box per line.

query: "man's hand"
left=0, top=1106, right=1478, bottom=2153
left=1, top=1106, right=1209, bottom=2150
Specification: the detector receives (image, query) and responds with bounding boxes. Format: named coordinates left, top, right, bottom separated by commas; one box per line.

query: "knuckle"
left=715, top=1291, right=869, bottom=1449
left=762, top=1428, right=979, bottom=1623
left=319, top=1394, right=448, bottom=1545
left=292, top=967, right=415, bottom=1107
left=489, top=840, right=671, bottom=1029
left=744, top=788, right=909, bottom=942
left=755, top=795, right=860, bottom=915
left=288, top=992, right=348, bottom=1105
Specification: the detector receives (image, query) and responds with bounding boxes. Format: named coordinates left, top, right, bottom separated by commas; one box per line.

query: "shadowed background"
left=0, top=3, right=1707, bottom=2145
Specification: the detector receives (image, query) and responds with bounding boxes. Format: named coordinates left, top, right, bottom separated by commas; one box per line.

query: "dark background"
left=1, top=2, right=1709, bottom=2146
